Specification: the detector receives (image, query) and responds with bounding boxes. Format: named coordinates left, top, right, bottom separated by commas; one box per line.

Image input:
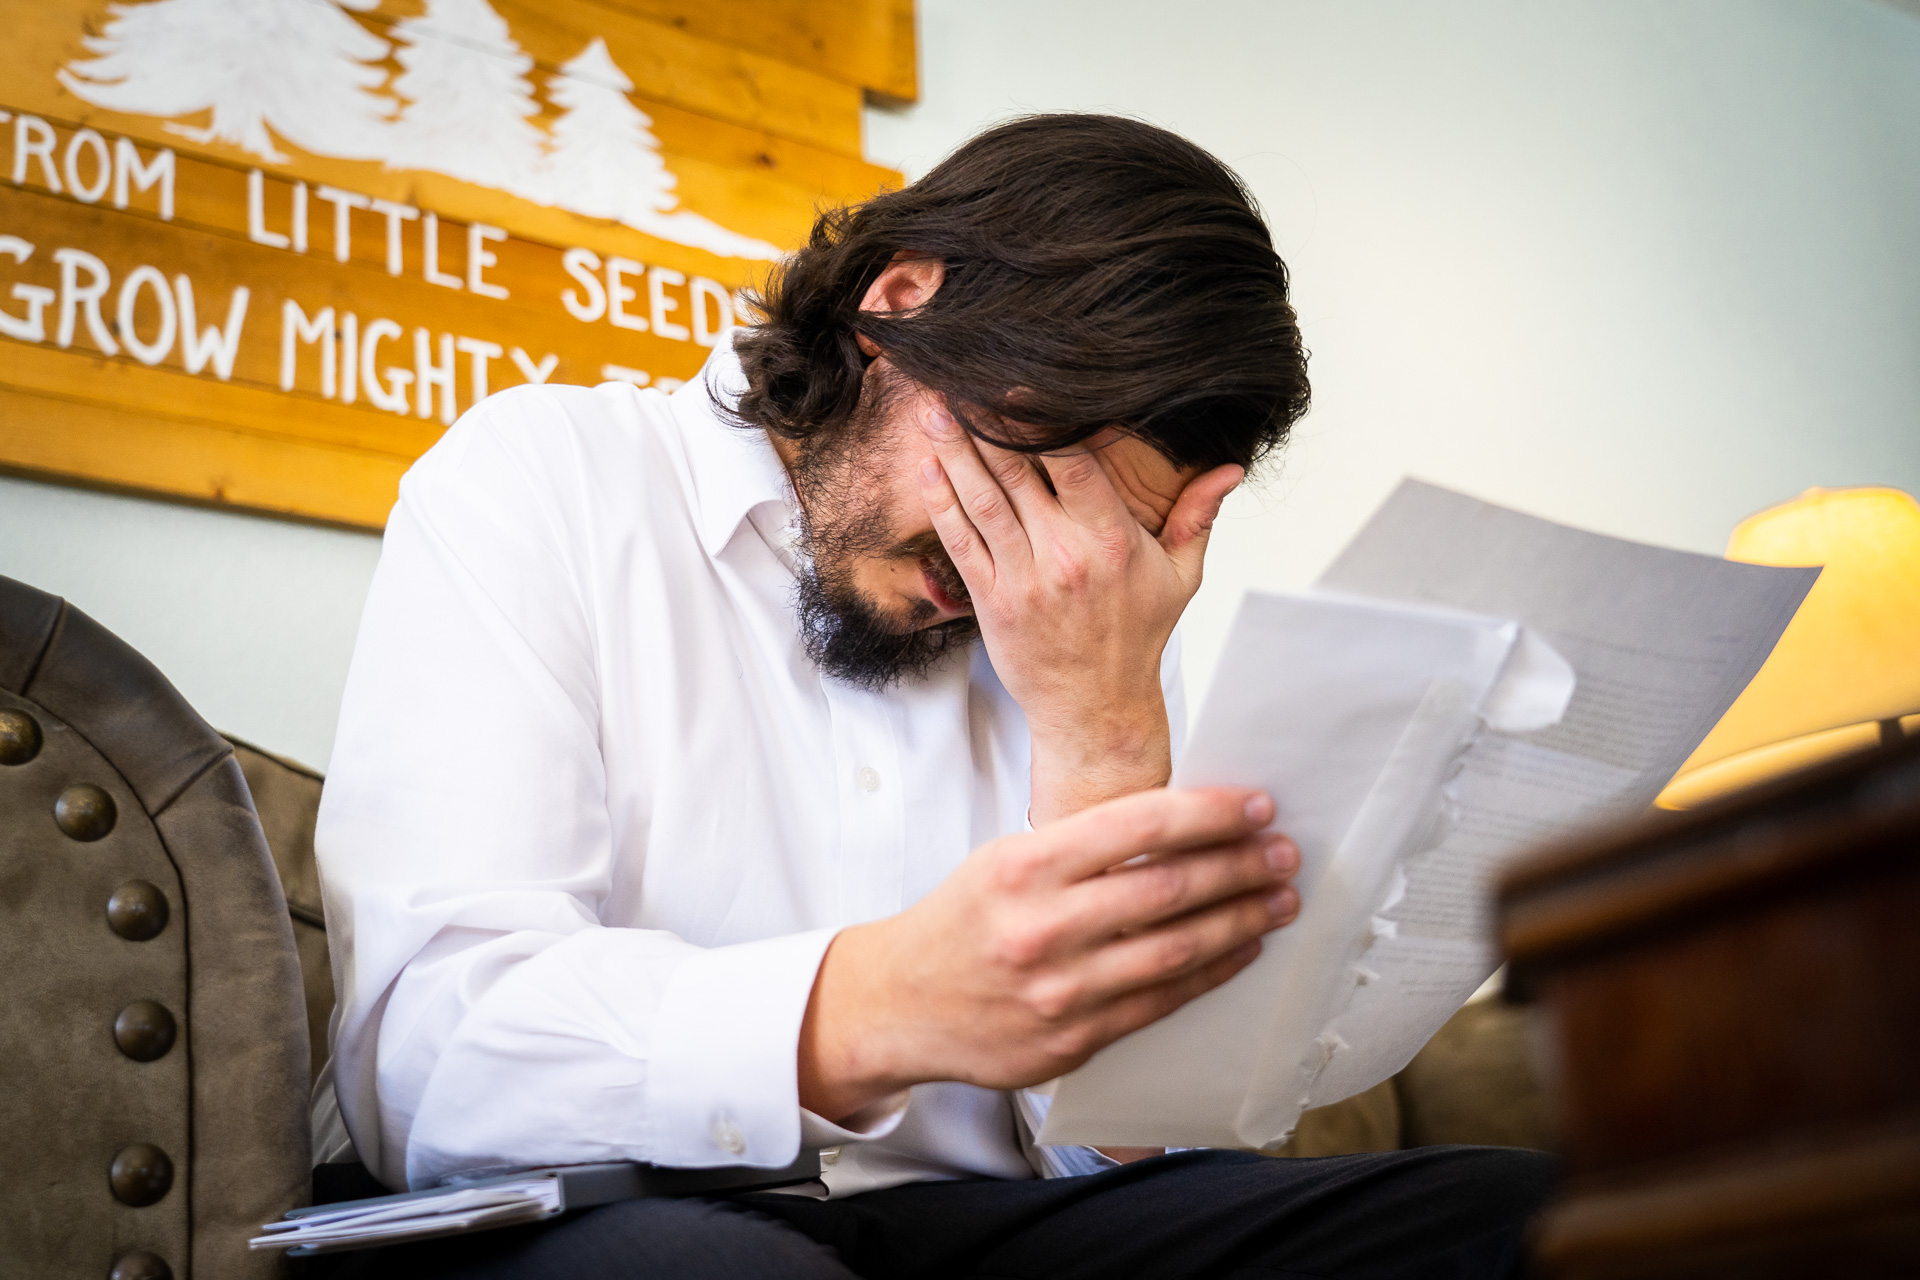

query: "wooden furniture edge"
left=1533, top=1114, right=1920, bottom=1271
left=1497, top=736, right=1920, bottom=993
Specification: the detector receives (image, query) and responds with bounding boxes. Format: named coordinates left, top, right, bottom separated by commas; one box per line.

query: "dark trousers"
left=319, top=1146, right=1555, bottom=1280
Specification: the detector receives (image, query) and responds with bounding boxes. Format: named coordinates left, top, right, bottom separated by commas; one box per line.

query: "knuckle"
left=990, top=843, right=1042, bottom=892
left=993, top=917, right=1059, bottom=969
left=1047, top=1023, right=1100, bottom=1063
left=994, top=457, right=1032, bottom=489
left=1093, top=525, right=1132, bottom=560
left=972, top=489, right=1013, bottom=526
left=1118, top=800, right=1172, bottom=851
left=1235, top=843, right=1277, bottom=886
left=1148, top=983, right=1191, bottom=1020
left=1022, top=976, right=1081, bottom=1022
left=1050, top=548, right=1090, bottom=590
left=1154, top=930, right=1202, bottom=974
left=1139, top=864, right=1187, bottom=914
left=1053, top=454, right=1099, bottom=485
left=1222, top=937, right=1263, bottom=972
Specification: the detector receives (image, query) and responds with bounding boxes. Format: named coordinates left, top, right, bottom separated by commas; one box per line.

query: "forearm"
left=1027, top=694, right=1172, bottom=826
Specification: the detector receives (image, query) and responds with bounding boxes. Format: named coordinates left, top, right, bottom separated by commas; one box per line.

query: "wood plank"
left=1, top=341, right=436, bottom=461
left=0, top=176, right=724, bottom=387
left=0, top=98, right=885, bottom=273
left=0, top=98, right=890, bottom=274
left=584, top=0, right=918, bottom=101
left=0, top=107, right=860, bottom=290
left=474, top=0, right=865, bottom=156
left=35, top=0, right=867, bottom=160
left=0, top=385, right=406, bottom=528
left=0, top=0, right=913, bottom=528
left=1533, top=1120, right=1920, bottom=1278
left=0, top=179, right=729, bottom=470
left=7, top=2, right=898, bottom=267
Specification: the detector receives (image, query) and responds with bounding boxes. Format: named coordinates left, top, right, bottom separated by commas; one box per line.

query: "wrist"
left=797, top=923, right=916, bottom=1123
left=1025, top=689, right=1169, bottom=767
left=1028, top=699, right=1172, bottom=825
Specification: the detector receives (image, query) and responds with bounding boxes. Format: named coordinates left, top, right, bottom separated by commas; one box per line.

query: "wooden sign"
left=0, top=0, right=911, bottom=528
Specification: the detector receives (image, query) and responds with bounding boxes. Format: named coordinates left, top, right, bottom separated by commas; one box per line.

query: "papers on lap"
left=1038, top=479, right=1817, bottom=1150
left=253, top=1154, right=823, bottom=1254
left=251, top=1177, right=561, bottom=1253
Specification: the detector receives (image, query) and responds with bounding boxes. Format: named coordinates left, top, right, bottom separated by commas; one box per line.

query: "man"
left=315, top=114, right=1552, bottom=1278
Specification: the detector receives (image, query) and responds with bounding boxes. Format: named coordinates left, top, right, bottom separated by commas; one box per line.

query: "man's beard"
left=788, top=367, right=981, bottom=690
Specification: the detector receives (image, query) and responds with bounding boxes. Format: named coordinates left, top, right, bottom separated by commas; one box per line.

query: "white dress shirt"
left=313, top=338, right=1182, bottom=1194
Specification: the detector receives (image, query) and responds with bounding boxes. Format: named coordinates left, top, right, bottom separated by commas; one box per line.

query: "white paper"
left=1040, top=590, right=1570, bottom=1147
left=1039, top=479, right=1816, bottom=1150
left=249, top=1180, right=559, bottom=1251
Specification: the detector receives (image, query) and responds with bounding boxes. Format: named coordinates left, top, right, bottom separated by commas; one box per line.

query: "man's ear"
left=856, top=254, right=945, bottom=357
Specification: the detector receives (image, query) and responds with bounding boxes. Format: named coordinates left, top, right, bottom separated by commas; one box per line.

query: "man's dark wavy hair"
left=727, top=113, right=1310, bottom=472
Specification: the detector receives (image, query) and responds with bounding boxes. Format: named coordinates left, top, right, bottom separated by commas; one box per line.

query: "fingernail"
left=1267, top=886, right=1298, bottom=922
left=920, top=456, right=942, bottom=484
left=922, top=408, right=957, bottom=439
left=1264, top=838, right=1298, bottom=876
left=1245, top=793, right=1274, bottom=825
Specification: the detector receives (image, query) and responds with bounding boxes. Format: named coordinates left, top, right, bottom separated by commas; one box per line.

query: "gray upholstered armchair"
left=0, top=575, right=311, bottom=1280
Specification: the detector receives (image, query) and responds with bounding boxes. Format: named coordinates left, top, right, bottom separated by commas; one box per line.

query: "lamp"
left=1657, top=485, right=1920, bottom=809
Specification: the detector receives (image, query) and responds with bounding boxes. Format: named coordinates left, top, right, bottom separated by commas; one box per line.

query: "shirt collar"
left=674, top=336, right=797, bottom=559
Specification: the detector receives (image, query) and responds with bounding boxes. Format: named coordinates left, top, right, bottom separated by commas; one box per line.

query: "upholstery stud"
left=55, top=782, right=117, bottom=841
left=0, top=707, right=41, bottom=765
left=113, top=1001, right=178, bottom=1063
left=108, top=1251, right=173, bottom=1280
left=108, top=1143, right=173, bottom=1207
left=106, top=880, right=170, bottom=941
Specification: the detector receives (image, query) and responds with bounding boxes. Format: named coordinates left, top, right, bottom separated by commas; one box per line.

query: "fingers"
left=1074, top=880, right=1296, bottom=1002
left=972, top=435, right=1063, bottom=528
left=1159, top=464, right=1244, bottom=586
left=1023, top=786, right=1275, bottom=885
left=921, top=409, right=1034, bottom=569
left=1038, top=446, right=1132, bottom=530
left=1060, top=833, right=1299, bottom=944
left=918, top=457, right=996, bottom=591
left=1088, top=936, right=1267, bottom=1046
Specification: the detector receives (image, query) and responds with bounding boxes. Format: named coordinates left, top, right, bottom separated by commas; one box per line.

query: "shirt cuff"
left=645, top=927, right=838, bottom=1168
left=800, top=1093, right=909, bottom=1149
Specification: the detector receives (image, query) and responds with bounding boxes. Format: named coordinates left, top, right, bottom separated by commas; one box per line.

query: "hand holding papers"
left=1038, top=480, right=1817, bottom=1150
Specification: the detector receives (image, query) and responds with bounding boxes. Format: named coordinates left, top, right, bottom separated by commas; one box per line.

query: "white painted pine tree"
left=61, top=0, right=393, bottom=164
left=543, top=38, right=780, bottom=261
left=543, top=38, right=675, bottom=219
left=385, top=0, right=545, bottom=198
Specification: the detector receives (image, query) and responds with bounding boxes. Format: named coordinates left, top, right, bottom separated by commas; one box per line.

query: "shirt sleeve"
left=317, top=388, right=832, bottom=1189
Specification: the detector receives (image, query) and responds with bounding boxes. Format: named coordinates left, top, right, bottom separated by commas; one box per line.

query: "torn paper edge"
left=1232, top=624, right=1575, bottom=1150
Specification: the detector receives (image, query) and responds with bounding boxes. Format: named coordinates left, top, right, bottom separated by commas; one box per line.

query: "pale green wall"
left=866, top=0, right=1920, bottom=710
left=0, top=476, right=380, bottom=770
left=3, top=0, right=1917, bottom=768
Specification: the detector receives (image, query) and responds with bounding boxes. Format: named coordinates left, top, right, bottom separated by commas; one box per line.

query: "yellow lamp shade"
left=1658, top=486, right=1920, bottom=808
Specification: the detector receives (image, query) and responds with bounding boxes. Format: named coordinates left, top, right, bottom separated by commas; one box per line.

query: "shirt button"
left=856, top=767, right=880, bottom=792
left=711, top=1118, right=746, bottom=1156
left=819, top=1146, right=841, bottom=1166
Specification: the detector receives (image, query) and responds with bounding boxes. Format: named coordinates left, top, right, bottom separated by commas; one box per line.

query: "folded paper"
left=1039, top=480, right=1816, bottom=1150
